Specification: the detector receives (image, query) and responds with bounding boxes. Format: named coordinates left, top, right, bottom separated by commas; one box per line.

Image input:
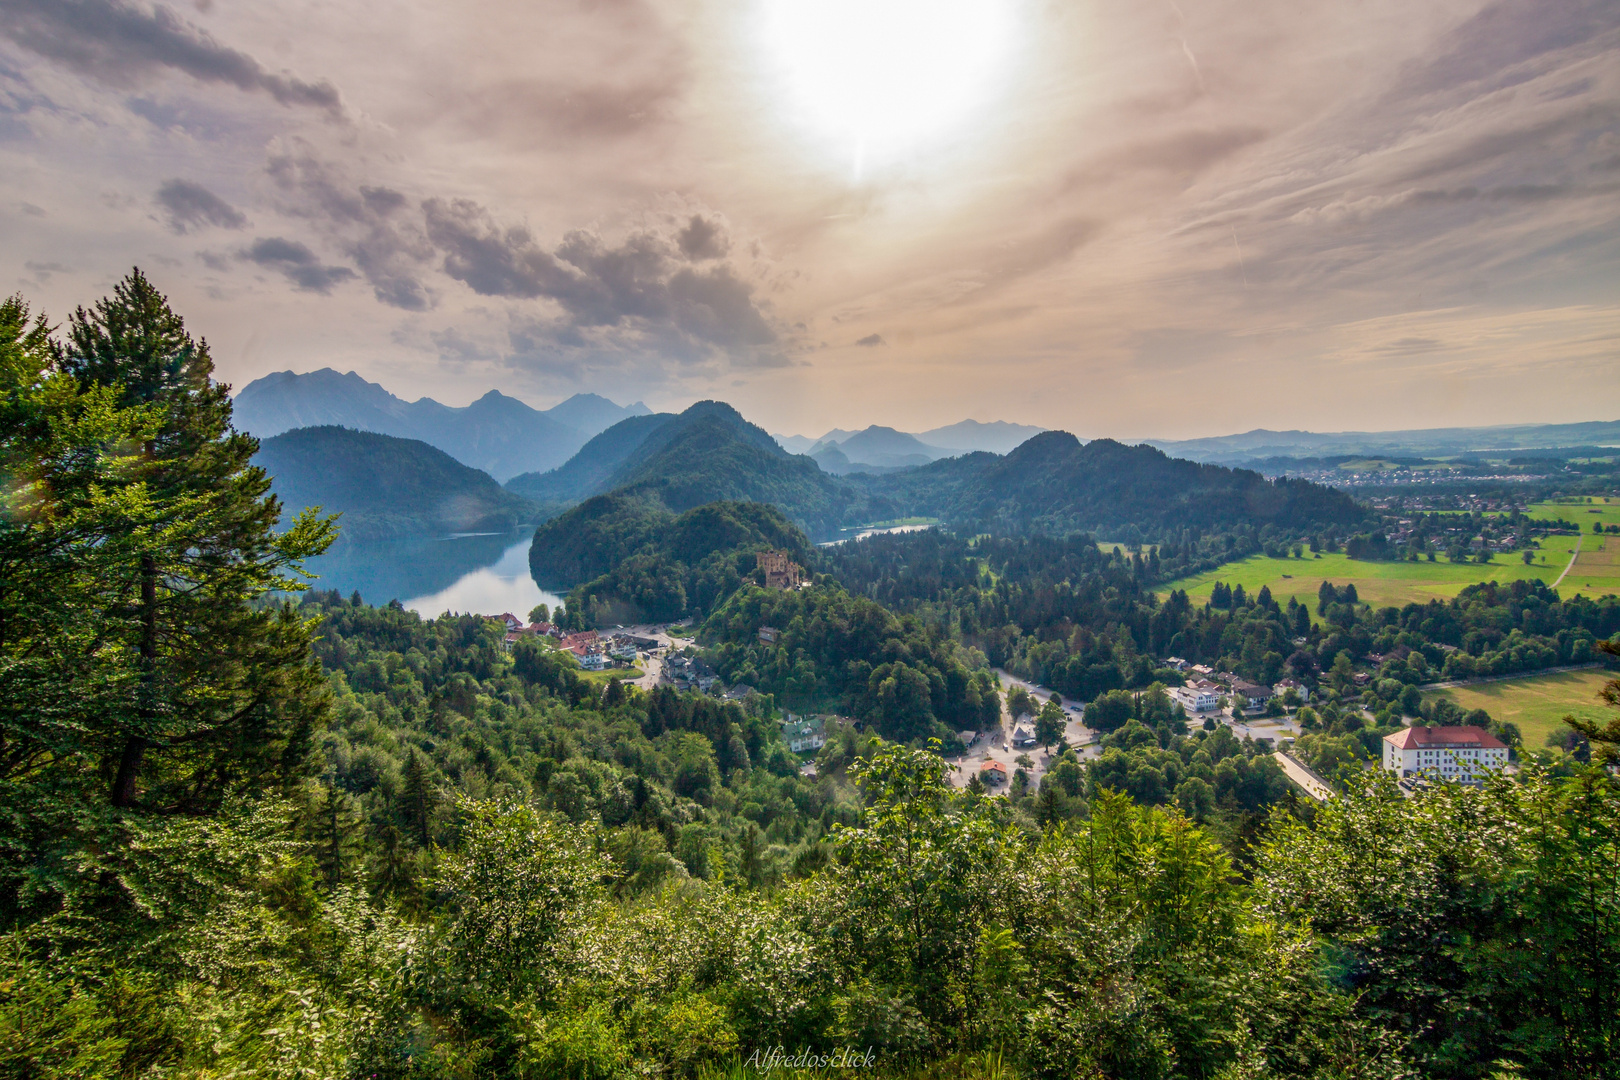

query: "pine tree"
left=55, top=270, right=336, bottom=811
left=311, top=782, right=361, bottom=890
left=401, top=748, right=435, bottom=847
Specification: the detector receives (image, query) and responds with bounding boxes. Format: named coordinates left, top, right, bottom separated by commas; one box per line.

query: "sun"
left=758, top=0, right=1021, bottom=176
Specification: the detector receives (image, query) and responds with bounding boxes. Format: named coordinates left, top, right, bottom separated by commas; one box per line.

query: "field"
left=1528, top=495, right=1620, bottom=529
left=1423, top=668, right=1616, bottom=748
left=1157, top=550, right=1572, bottom=611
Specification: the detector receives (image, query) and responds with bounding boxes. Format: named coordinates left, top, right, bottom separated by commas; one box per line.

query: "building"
left=560, top=630, right=599, bottom=655
left=1274, top=678, right=1310, bottom=703
left=781, top=714, right=826, bottom=754
left=1012, top=726, right=1037, bottom=748
left=1230, top=680, right=1273, bottom=709
left=1382, top=725, right=1509, bottom=783
left=1171, top=686, right=1219, bottom=712
left=980, top=760, right=1008, bottom=786
left=758, top=625, right=779, bottom=644
left=756, top=550, right=804, bottom=589
left=578, top=652, right=607, bottom=671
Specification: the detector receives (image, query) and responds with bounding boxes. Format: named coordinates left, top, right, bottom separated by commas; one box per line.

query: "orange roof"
left=1385, top=725, right=1505, bottom=750
left=980, top=760, right=1007, bottom=773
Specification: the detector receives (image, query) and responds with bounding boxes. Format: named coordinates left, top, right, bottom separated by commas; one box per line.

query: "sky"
left=0, top=0, right=1616, bottom=440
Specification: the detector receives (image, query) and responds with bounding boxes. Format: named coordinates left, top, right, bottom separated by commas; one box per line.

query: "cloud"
left=855, top=333, right=884, bottom=346
left=155, top=178, right=244, bottom=232
left=423, top=197, right=776, bottom=357
left=676, top=214, right=728, bottom=260
left=0, top=0, right=342, bottom=113
left=240, top=236, right=355, bottom=293
left=266, top=150, right=434, bottom=310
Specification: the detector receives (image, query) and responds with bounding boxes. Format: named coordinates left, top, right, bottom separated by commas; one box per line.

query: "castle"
left=756, top=549, right=804, bottom=589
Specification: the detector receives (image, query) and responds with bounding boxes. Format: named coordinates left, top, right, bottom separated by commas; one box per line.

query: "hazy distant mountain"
left=1149, top=420, right=1620, bottom=464
left=810, top=425, right=953, bottom=473
left=255, top=426, right=539, bottom=540
left=233, top=368, right=649, bottom=481
left=865, top=432, right=1366, bottom=535
left=916, top=419, right=1046, bottom=455
left=775, top=419, right=1046, bottom=463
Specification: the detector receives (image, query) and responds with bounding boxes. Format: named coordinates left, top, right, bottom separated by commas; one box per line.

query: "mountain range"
left=232, top=368, right=649, bottom=481
left=775, top=418, right=1047, bottom=464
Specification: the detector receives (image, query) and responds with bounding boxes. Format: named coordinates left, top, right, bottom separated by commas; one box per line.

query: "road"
left=945, top=670, right=1099, bottom=791
left=1275, top=752, right=1334, bottom=801
left=1552, top=533, right=1583, bottom=588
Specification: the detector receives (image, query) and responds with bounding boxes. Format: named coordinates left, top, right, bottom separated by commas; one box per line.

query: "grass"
left=577, top=665, right=644, bottom=684
left=1528, top=495, right=1620, bottom=529
left=1423, top=668, right=1617, bottom=748
left=1157, top=549, right=1575, bottom=611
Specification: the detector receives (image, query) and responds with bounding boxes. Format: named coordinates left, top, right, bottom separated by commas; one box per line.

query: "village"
left=482, top=553, right=1511, bottom=804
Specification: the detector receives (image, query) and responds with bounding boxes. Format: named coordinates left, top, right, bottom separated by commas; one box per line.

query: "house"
left=1190, top=664, right=1214, bottom=677
left=979, top=760, right=1008, bottom=785
left=1383, top=725, right=1509, bottom=783
left=781, top=714, right=826, bottom=754
left=1230, top=680, right=1272, bottom=709
left=1171, top=686, right=1219, bottom=712
left=1162, top=656, right=1188, bottom=670
left=578, top=652, right=607, bottom=671
left=1012, top=726, right=1038, bottom=748
left=560, top=630, right=599, bottom=655
left=1273, top=678, right=1311, bottom=703
left=496, top=612, right=523, bottom=631
left=758, top=625, right=779, bottom=644
left=723, top=683, right=757, bottom=702
left=958, top=730, right=977, bottom=747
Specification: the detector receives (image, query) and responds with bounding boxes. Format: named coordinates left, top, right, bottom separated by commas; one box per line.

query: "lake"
left=299, top=530, right=567, bottom=618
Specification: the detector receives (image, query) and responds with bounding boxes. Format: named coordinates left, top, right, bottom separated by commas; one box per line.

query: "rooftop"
left=1385, top=725, right=1506, bottom=750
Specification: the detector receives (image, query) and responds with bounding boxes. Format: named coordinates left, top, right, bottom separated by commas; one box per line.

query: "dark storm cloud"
left=241, top=236, right=355, bottom=293
left=676, top=214, right=728, bottom=260
left=422, top=197, right=775, bottom=354
left=0, top=0, right=342, bottom=113
left=267, top=151, right=434, bottom=310
left=155, top=178, right=244, bottom=232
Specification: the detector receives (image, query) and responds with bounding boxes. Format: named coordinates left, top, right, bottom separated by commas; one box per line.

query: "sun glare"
left=758, top=0, right=1020, bottom=177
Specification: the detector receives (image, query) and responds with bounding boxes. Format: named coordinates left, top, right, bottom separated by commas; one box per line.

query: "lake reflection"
left=301, top=531, right=566, bottom=618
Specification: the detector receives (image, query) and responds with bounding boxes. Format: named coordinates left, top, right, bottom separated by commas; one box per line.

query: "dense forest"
left=256, top=425, right=539, bottom=539
left=3, top=275, right=1619, bottom=1079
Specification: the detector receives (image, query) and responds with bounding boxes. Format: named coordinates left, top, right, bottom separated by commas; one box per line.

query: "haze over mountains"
left=1148, top=420, right=1620, bottom=465
left=233, top=369, right=650, bottom=481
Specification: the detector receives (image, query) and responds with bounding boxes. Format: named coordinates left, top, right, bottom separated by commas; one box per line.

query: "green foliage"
left=531, top=496, right=814, bottom=625
left=255, top=425, right=538, bottom=539
left=704, top=585, right=1000, bottom=740
left=1259, top=768, right=1620, bottom=1078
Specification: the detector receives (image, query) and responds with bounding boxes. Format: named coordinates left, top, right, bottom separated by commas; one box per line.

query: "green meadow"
left=1423, top=668, right=1616, bottom=749
left=1157, top=549, right=1574, bottom=611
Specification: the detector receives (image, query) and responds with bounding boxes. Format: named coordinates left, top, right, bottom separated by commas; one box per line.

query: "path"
left=1275, top=752, right=1334, bottom=801
left=1552, top=533, right=1583, bottom=588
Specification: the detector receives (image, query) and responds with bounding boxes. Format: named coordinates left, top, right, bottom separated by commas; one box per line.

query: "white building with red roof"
left=1383, top=725, right=1509, bottom=783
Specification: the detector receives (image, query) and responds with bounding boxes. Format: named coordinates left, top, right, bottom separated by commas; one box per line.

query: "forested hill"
left=530, top=497, right=813, bottom=624
left=255, top=425, right=538, bottom=540
left=510, top=400, right=869, bottom=538
left=863, top=431, right=1368, bottom=534
left=504, top=412, right=675, bottom=505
